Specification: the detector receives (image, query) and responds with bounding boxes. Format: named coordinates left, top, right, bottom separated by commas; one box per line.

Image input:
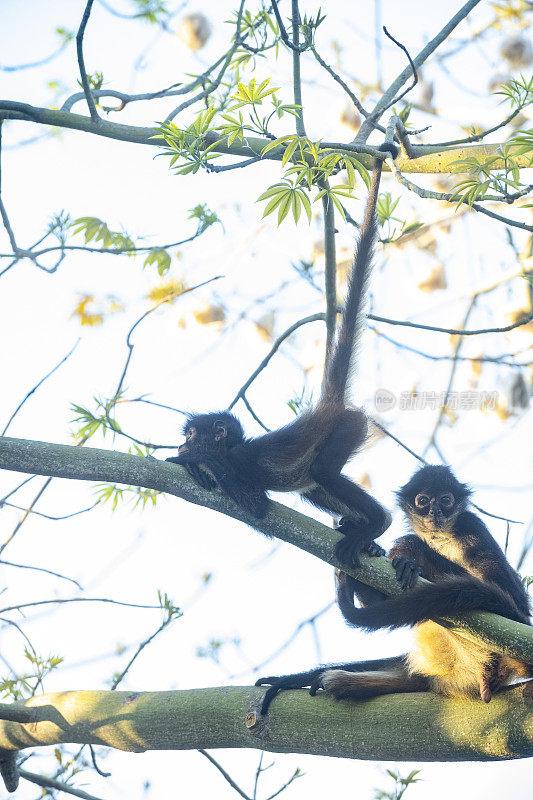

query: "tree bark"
left=0, top=684, right=532, bottom=762
left=1, top=435, right=533, bottom=665
left=0, top=103, right=530, bottom=173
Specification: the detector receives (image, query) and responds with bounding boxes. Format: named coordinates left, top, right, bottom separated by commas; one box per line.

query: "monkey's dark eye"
left=440, top=493, right=454, bottom=508
left=414, top=494, right=430, bottom=508
left=185, top=427, right=196, bottom=440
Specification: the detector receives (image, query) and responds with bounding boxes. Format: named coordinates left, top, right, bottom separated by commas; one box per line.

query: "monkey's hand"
left=166, top=457, right=218, bottom=490
left=363, top=541, right=386, bottom=557
left=391, top=556, right=421, bottom=590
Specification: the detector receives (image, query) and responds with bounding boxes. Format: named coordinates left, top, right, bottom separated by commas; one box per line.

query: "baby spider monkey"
left=167, top=144, right=399, bottom=568
left=256, top=465, right=532, bottom=713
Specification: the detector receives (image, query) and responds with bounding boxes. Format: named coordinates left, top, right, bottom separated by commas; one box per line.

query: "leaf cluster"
left=258, top=137, right=371, bottom=224
left=374, top=769, right=422, bottom=800
left=0, top=650, right=63, bottom=701
left=94, top=482, right=161, bottom=510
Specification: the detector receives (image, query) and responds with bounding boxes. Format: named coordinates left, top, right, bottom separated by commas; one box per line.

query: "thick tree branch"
left=1, top=103, right=532, bottom=173
left=0, top=684, right=532, bottom=761
left=0, top=436, right=532, bottom=665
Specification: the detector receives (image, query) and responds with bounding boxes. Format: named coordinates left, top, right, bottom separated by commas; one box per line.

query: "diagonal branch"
left=359, top=0, right=482, bottom=138
left=0, top=436, right=532, bottom=665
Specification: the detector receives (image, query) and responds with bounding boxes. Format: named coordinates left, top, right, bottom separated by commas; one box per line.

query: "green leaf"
left=261, top=134, right=298, bottom=157
left=262, top=192, right=286, bottom=218
left=299, top=190, right=312, bottom=223
left=282, top=138, right=299, bottom=166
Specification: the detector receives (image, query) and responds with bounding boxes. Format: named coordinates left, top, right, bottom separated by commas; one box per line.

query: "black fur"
left=256, top=655, right=408, bottom=715
left=167, top=162, right=391, bottom=567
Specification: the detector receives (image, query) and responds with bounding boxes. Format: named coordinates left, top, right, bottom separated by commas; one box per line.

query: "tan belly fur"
left=408, top=621, right=521, bottom=698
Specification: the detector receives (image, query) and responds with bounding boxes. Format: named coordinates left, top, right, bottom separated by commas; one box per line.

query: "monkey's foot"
left=255, top=673, right=316, bottom=715
left=391, top=556, right=421, bottom=590
left=335, top=517, right=371, bottom=567
left=479, top=675, right=492, bottom=703
left=334, top=536, right=362, bottom=568
left=363, top=541, right=385, bottom=558
left=478, top=654, right=512, bottom=702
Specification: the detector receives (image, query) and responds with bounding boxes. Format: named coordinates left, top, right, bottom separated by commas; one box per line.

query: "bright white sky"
left=1, top=1, right=533, bottom=799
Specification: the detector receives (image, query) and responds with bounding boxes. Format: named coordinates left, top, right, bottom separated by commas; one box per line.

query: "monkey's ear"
left=213, top=420, right=227, bottom=440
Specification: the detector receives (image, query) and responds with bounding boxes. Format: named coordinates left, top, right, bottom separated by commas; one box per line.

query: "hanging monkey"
left=166, top=144, right=399, bottom=568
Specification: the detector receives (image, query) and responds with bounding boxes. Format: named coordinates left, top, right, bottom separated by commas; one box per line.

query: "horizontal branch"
left=1, top=103, right=532, bottom=173
left=1, top=436, right=533, bottom=666
left=0, top=683, right=532, bottom=761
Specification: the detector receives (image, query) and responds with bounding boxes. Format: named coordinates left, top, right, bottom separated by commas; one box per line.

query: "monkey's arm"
left=388, top=534, right=468, bottom=581
left=455, top=511, right=531, bottom=621
left=166, top=456, right=217, bottom=490
left=166, top=452, right=268, bottom=517
left=255, top=655, right=409, bottom=715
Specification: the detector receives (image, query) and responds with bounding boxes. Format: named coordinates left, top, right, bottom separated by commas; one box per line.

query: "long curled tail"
left=321, top=160, right=383, bottom=403
left=338, top=576, right=529, bottom=632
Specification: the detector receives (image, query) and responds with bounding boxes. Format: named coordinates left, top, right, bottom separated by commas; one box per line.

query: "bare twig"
left=165, top=0, right=245, bottom=122
left=0, top=477, right=53, bottom=556
left=428, top=107, right=524, bottom=148
left=240, top=394, right=270, bottom=432
left=0, top=597, right=159, bottom=615
left=2, top=340, right=80, bottom=436
left=321, top=185, right=337, bottom=368
left=113, top=275, right=222, bottom=401
left=88, top=744, right=111, bottom=778
left=0, top=559, right=82, bottom=590
left=360, top=0, right=482, bottom=137
left=76, top=0, right=100, bottom=122
left=198, top=750, right=252, bottom=800
left=423, top=297, right=477, bottom=457
left=309, top=45, right=380, bottom=127
left=390, top=161, right=533, bottom=233
left=228, top=313, right=324, bottom=409
left=111, top=605, right=182, bottom=689
left=0, top=500, right=99, bottom=521
left=0, top=475, right=37, bottom=504
left=369, top=326, right=531, bottom=368
left=379, top=26, right=418, bottom=110
left=0, top=197, right=18, bottom=254
left=19, top=768, right=105, bottom=800
left=368, top=310, right=533, bottom=336
left=230, top=602, right=334, bottom=679
left=291, top=0, right=306, bottom=137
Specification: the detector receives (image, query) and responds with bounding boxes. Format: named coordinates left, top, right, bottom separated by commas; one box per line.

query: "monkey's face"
left=397, top=464, right=470, bottom=534
left=412, top=490, right=456, bottom=530
left=179, top=411, right=245, bottom=454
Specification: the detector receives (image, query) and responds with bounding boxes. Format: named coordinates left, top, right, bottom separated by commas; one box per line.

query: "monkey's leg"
left=305, top=481, right=390, bottom=569
left=309, top=415, right=390, bottom=567
left=256, top=655, right=408, bottom=715
left=318, top=477, right=389, bottom=567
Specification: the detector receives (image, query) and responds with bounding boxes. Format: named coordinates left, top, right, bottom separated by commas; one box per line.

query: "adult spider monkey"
left=166, top=143, right=398, bottom=568
left=256, top=465, right=532, bottom=713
